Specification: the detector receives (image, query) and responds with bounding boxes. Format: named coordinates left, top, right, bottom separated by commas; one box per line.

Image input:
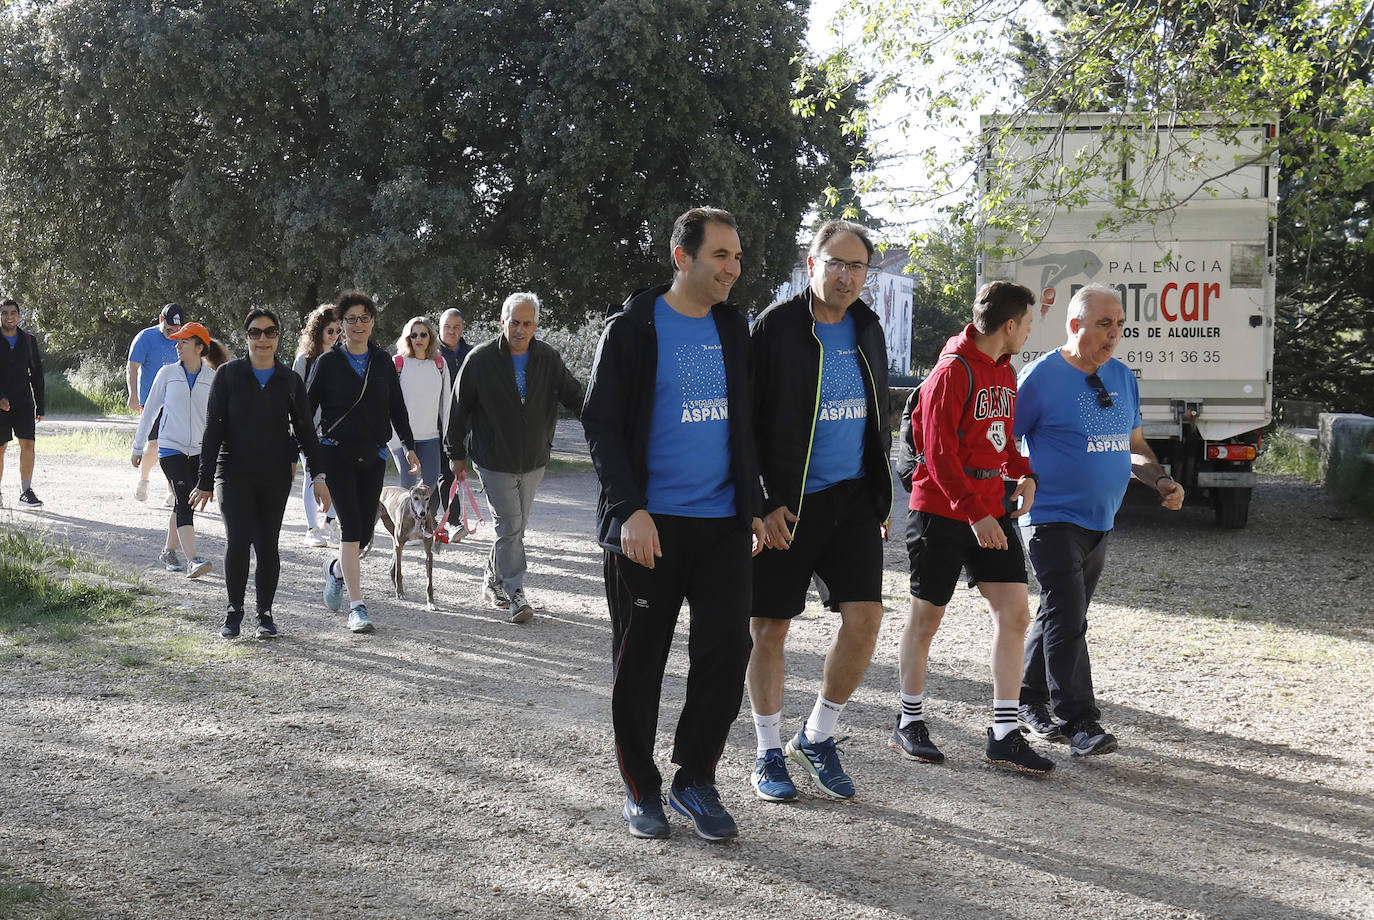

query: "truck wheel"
left=1213, top=487, right=1252, bottom=529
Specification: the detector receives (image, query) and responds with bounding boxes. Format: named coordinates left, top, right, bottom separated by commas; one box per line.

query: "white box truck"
left=978, top=113, right=1278, bottom=528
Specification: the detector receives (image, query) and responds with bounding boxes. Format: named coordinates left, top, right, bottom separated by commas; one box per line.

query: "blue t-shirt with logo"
left=806, top=313, right=868, bottom=493
left=512, top=352, right=530, bottom=401
left=345, top=349, right=369, bottom=378
left=128, top=326, right=179, bottom=405
left=1014, top=351, right=1142, bottom=531
left=645, top=297, right=734, bottom=517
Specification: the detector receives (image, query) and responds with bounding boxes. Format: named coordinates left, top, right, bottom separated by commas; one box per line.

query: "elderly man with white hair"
left=1014, top=282, right=1185, bottom=758
left=444, top=292, right=584, bottom=623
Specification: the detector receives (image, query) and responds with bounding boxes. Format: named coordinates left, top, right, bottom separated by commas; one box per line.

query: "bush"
left=1257, top=426, right=1321, bottom=482
left=43, top=359, right=131, bottom=415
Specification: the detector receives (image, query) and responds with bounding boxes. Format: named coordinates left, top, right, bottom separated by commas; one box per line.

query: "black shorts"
left=0, top=403, right=36, bottom=443
left=905, top=509, right=1026, bottom=606
left=148, top=409, right=162, bottom=442
left=752, top=478, right=883, bottom=619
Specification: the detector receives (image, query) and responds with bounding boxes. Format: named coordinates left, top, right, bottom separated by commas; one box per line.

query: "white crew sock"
left=899, top=692, right=925, bottom=728
left=804, top=694, right=845, bottom=742
left=992, top=698, right=1019, bottom=740
left=349, top=599, right=366, bottom=611
left=752, top=710, right=783, bottom=756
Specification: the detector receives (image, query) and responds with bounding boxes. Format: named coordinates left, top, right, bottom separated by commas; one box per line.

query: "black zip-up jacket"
left=0, top=327, right=45, bottom=416
left=751, top=288, right=893, bottom=524
left=197, top=358, right=322, bottom=490
left=582, top=284, right=761, bottom=554
left=444, top=335, right=583, bottom=474
left=306, top=342, right=416, bottom=459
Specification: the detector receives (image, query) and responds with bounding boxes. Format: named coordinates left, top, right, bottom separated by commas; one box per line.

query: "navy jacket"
left=306, top=342, right=416, bottom=459
left=0, top=328, right=45, bottom=416
left=582, top=284, right=760, bottom=554
left=197, top=358, right=322, bottom=490
left=751, top=288, right=893, bottom=523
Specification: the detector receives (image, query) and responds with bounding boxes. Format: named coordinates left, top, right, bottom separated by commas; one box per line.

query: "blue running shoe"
left=347, top=604, right=374, bottom=633
left=751, top=749, right=798, bottom=803
left=668, top=783, right=738, bottom=841
left=322, top=558, right=344, bottom=611
left=785, top=726, right=856, bottom=800
left=622, top=793, right=670, bottom=839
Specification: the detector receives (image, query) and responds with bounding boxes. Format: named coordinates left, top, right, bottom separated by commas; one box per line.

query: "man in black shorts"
left=0, top=298, right=45, bottom=508
left=892, top=281, right=1052, bottom=772
left=745, top=220, right=892, bottom=802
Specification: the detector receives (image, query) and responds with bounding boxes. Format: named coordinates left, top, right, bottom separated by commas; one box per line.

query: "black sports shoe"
left=1018, top=703, right=1066, bottom=743
left=985, top=728, right=1055, bottom=774
left=889, top=718, right=945, bottom=763
left=254, top=612, right=278, bottom=639
left=1066, top=720, right=1119, bottom=757
left=17, top=488, right=43, bottom=508
left=220, top=608, right=244, bottom=639
left=622, top=793, right=670, bottom=839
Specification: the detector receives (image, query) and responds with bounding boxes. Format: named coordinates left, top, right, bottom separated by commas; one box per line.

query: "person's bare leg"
left=979, top=582, right=1031, bottom=701
left=339, top=541, right=362, bottom=604
left=745, top=617, right=792, bottom=717
left=897, top=597, right=946, bottom=695
left=819, top=601, right=884, bottom=703
left=177, top=524, right=199, bottom=563
left=18, top=438, right=35, bottom=483
left=141, top=440, right=157, bottom=482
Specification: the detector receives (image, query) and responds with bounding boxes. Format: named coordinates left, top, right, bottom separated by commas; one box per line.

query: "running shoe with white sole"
left=785, top=726, right=856, bottom=800
left=187, top=557, right=212, bottom=579
left=322, top=558, right=345, bottom=611
left=158, top=550, right=185, bottom=572
left=347, top=604, right=375, bottom=633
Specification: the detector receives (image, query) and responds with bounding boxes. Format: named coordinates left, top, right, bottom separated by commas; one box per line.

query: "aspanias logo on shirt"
left=1087, top=433, right=1132, bottom=452
left=675, top=343, right=729, bottom=424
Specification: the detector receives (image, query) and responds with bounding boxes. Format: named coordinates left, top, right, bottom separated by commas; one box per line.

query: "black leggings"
left=321, top=446, right=386, bottom=549
left=220, top=472, right=293, bottom=614
left=158, top=453, right=198, bottom=528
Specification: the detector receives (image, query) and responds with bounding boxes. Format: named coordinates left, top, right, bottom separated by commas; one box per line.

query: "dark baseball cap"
left=160, top=303, right=185, bottom=325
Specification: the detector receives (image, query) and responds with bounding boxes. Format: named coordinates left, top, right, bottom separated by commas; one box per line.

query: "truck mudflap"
left=1197, top=471, right=1257, bottom=488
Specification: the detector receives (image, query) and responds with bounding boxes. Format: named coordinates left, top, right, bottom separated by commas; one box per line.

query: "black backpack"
left=896, top=354, right=973, bottom=492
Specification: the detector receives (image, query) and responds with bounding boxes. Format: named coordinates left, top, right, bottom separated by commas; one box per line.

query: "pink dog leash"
left=433, top=473, right=484, bottom=543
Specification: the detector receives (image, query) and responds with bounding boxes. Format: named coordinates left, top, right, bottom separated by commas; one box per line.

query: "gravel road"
left=1, top=427, right=1371, bottom=920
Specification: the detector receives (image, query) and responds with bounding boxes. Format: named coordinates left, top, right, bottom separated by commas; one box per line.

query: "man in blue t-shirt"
left=0, top=298, right=46, bottom=508
left=126, top=302, right=186, bottom=501
left=744, top=220, right=892, bottom=804
left=1014, top=283, right=1185, bottom=758
left=583, top=207, right=765, bottom=843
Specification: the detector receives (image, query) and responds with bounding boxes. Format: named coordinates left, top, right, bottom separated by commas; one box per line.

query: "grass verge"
left=1257, top=426, right=1320, bottom=482
left=0, top=526, right=142, bottom=634
left=29, top=428, right=133, bottom=461
left=0, top=865, right=85, bottom=920
left=42, top=369, right=131, bottom=416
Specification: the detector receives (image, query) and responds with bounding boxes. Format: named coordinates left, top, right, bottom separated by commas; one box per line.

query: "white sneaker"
left=134, top=479, right=149, bottom=502
left=303, top=527, right=328, bottom=547
left=164, top=491, right=176, bottom=509
left=187, top=557, right=212, bottom=579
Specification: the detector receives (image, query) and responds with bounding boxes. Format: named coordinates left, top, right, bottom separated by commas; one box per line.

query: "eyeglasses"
left=1086, top=373, right=1114, bottom=408
left=246, top=326, right=280, bottom=340
left=409, top=331, right=430, bottom=339
left=822, top=258, right=870, bottom=277
left=342, top=314, right=373, bottom=325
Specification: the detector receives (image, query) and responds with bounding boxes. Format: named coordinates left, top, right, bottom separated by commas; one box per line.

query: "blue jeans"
left=391, top=438, right=442, bottom=490
left=475, top=464, right=546, bottom=595
left=1021, top=522, right=1109, bottom=725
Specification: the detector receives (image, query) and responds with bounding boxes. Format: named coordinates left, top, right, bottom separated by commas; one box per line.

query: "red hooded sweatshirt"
left=909, top=323, right=1033, bottom=523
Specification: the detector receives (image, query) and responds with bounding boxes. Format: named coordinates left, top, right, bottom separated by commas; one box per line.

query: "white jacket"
left=132, top=361, right=216, bottom=457
left=389, top=354, right=451, bottom=444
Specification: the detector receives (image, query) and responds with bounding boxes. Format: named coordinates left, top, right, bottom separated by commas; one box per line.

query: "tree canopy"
left=813, top=0, right=1374, bottom=412
left=0, top=0, right=863, bottom=356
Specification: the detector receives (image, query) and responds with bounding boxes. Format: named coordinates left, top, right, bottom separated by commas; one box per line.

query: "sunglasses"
left=246, top=326, right=280, bottom=340
left=324, top=326, right=340, bottom=336
left=1086, top=373, right=1114, bottom=408
left=409, top=331, right=430, bottom=339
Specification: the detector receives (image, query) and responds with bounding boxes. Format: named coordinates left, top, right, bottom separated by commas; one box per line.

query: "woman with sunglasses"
left=307, top=291, right=419, bottom=634
left=388, top=316, right=451, bottom=494
left=294, top=304, right=342, bottom=546
left=192, top=309, right=330, bottom=640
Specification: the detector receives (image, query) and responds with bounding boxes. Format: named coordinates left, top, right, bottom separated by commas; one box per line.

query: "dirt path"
left=1, top=433, right=1372, bottom=920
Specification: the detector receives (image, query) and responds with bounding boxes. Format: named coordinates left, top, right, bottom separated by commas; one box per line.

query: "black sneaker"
left=220, top=608, right=244, bottom=639
left=1018, top=703, right=1066, bottom=743
left=18, top=488, right=43, bottom=508
left=622, top=793, right=670, bottom=839
left=889, top=718, right=945, bottom=763
left=254, top=612, right=278, bottom=639
left=984, top=728, right=1055, bottom=774
left=1066, top=720, right=1119, bottom=757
